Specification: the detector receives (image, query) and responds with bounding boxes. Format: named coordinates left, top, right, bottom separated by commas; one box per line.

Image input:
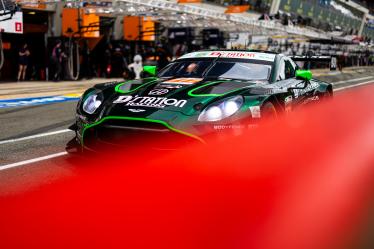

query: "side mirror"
left=143, top=65, right=157, bottom=77
left=288, top=70, right=313, bottom=94
left=296, top=70, right=312, bottom=81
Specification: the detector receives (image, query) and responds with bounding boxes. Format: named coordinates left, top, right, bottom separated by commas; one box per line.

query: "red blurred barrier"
left=1, top=85, right=374, bottom=249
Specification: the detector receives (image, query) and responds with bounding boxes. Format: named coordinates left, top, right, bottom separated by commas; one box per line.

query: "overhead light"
left=28, top=11, right=36, bottom=15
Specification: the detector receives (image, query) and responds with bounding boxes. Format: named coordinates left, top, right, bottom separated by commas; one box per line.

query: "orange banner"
left=82, top=13, right=100, bottom=38
left=17, top=0, right=46, bottom=10
left=123, top=16, right=140, bottom=41
left=62, top=8, right=79, bottom=36
left=178, top=0, right=202, bottom=3
left=123, top=16, right=155, bottom=41
left=225, top=5, right=250, bottom=13
left=62, top=8, right=99, bottom=38
left=142, top=17, right=155, bottom=42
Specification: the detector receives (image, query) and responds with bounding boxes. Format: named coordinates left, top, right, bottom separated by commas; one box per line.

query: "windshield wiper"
left=202, top=53, right=222, bottom=80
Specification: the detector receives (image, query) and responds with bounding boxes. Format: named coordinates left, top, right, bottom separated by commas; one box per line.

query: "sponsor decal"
left=0, top=95, right=80, bottom=109
left=181, top=52, right=209, bottom=58
left=128, top=109, right=146, bottom=113
left=114, top=95, right=187, bottom=108
left=213, top=124, right=258, bottom=130
left=249, top=106, right=261, bottom=118
left=179, top=51, right=276, bottom=62
left=162, top=78, right=202, bottom=85
left=292, top=81, right=319, bottom=98
left=302, top=96, right=320, bottom=105
left=214, top=124, right=244, bottom=130
left=148, top=88, right=169, bottom=96
left=160, top=84, right=183, bottom=89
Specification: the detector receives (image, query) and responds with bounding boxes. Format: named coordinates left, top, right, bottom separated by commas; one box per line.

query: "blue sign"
left=0, top=95, right=80, bottom=109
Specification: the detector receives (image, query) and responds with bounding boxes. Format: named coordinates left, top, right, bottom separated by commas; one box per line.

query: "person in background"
left=128, top=54, right=143, bottom=79
left=112, top=47, right=125, bottom=77
left=50, top=40, right=65, bottom=81
left=156, top=37, right=172, bottom=70
left=17, top=43, right=30, bottom=81
left=173, top=43, right=187, bottom=58
left=102, top=43, right=113, bottom=78
left=81, top=40, right=92, bottom=79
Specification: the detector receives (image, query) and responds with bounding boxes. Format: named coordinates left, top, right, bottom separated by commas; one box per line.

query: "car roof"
left=197, top=49, right=279, bottom=55
left=178, top=50, right=278, bottom=63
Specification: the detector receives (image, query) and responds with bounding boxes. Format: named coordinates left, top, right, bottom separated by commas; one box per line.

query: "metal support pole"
left=113, top=16, right=124, bottom=40
left=358, top=12, right=367, bottom=37
left=50, top=2, right=62, bottom=37
left=269, top=0, right=281, bottom=15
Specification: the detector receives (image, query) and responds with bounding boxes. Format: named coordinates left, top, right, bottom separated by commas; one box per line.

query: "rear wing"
left=290, top=55, right=331, bottom=62
left=290, top=55, right=337, bottom=71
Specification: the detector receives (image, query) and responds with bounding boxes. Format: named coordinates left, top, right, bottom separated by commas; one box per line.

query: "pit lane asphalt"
left=1, top=75, right=374, bottom=195
left=0, top=101, right=76, bottom=163
left=0, top=100, right=78, bottom=195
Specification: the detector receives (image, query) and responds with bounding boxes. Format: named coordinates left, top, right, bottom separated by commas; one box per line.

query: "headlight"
left=82, top=93, right=103, bottom=114
left=198, top=96, right=243, bottom=122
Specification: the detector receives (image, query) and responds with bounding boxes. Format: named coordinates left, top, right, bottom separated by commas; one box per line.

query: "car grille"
left=83, top=119, right=199, bottom=151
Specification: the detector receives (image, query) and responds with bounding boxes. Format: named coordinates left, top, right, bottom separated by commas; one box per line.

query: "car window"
left=277, top=58, right=295, bottom=81
left=206, top=62, right=271, bottom=81
left=159, top=59, right=272, bottom=81
left=284, top=60, right=295, bottom=79
left=158, top=61, right=212, bottom=78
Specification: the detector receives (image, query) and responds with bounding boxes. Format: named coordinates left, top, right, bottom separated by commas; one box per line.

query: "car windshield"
left=158, top=59, right=272, bottom=81
left=158, top=61, right=212, bottom=78
left=206, top=62, right=271, bottom=81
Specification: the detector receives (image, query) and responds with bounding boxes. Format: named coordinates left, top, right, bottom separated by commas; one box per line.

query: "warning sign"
left=15, top=22, right=22, bottom=32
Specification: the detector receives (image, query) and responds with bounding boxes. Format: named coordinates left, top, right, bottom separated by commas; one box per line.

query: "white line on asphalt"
left=333, top=76, right=374, bottom=85
left=335, top=80, right=374, bottom=92
left=0, top=151, right=68, bottom=171
left=0, top=129, right=72, bottom=145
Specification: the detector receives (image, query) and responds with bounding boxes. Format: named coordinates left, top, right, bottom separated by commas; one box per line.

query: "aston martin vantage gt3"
left=68, top=50, right=333, bottom=152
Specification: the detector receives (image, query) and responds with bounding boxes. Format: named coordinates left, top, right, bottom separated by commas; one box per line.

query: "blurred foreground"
left=1, top=85, right=374, bottom=249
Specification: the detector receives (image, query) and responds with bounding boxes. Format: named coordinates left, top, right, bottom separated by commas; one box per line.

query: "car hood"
left=102, top=77, right=257, bottom=118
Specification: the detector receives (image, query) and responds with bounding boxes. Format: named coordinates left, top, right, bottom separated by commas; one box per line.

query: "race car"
left=67, top=50, right=333, bottom=152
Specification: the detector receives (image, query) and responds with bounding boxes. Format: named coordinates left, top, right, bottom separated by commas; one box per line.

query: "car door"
left=282, top=57, right=320, bottom=108
left=275, top=57, right=303, bottom=110
left=290, top=58, right=321, bottom=107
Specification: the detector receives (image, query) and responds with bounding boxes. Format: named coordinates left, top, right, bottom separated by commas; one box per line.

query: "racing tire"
left=261, top=102, right=278, bottom=120
left=320, top=90, right=332, bottom=102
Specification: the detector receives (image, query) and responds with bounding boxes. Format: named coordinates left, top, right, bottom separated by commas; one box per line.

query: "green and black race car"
left=68, top=50, right=333, bottom=151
